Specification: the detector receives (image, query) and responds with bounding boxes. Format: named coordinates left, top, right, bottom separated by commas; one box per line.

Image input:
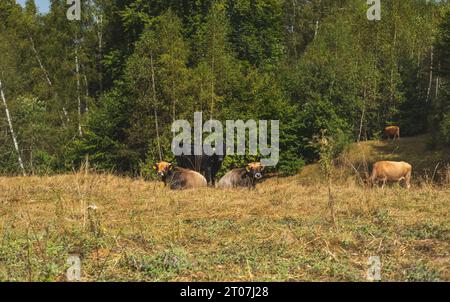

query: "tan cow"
left=217, top=162, right=264, bottom=189
left=384, top=126, right=400, bottom=140
left=153, top=161, right=207, bottom=190
left=369, top=161, right=412, bottom=189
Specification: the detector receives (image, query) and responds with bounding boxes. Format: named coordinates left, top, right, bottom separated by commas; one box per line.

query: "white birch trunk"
left=390, top=21, right=397, bottom=105
left=62, top=105, right=70, bottom=122
left=75, top=46, right=82, bottom=136
left=358, top=89, right=367, bottom=143
left=291, top=0, right=297, bottom=58
left=291, top=0, right=296, bottom=33
left=435, top=61, right=440, bottom=99
left=210, top=56, right=215, bottom=122
left=426, top=46, right=434, bottom=103
left=0, top=80, right=26, bottom=176
left=27, top=31, right=69, bottom=123
left=28, top=32, right=52, bottom=86
left=83, top=74, right=89, bottom=112
left=97, top=14, right=103, bottom=94
left=210, top=29, right=216, bottom=122
left=172, top=79, right=176, bottom=122
left=314, top=20, right=319, bottom=38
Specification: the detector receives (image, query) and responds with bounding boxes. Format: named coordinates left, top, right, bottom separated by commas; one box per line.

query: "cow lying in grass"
left=218, top=162, right=264, bottom=189
left=369, top=161, right=412, bottom=189
left=153, top=161, right=207, bottom=190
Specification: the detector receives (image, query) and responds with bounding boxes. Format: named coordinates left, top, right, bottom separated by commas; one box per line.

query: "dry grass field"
left=0, top=136, right=448, bottom=281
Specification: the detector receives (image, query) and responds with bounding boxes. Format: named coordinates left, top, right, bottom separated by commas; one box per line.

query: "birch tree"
left=150, top=54, right=162, bottom=161
left=426, top=46, right=434, bottom=103
left=156, top=11, right=189, bottom=123
left=198, top=2, right=236, bottom=121
left=124, top=29, right=167, bottom=161
left=75, top=38, right=83, bottom=136
left=0, top=80, right=26, bottom=176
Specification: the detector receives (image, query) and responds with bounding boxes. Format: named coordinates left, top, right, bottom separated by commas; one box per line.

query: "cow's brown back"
left=181, top=168, right=208, bottom=189
left=167, top=167, right=207, bottom=190
left=218, top=168, right=254, bottom=188
left=384, top=126, right=400, bottom=140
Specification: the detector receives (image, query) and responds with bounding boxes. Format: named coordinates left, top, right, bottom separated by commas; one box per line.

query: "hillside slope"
left=298, top=135, right=450, bottom=185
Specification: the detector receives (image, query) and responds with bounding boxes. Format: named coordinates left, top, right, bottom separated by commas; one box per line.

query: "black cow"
left=175, top=143, right=226, bottom=186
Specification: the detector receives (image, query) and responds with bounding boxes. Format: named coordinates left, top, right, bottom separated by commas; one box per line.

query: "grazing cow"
left=175, top=143, right=226, bottom=186
left=384, top=126, right=400, bottom=140
left=153, top=161, right=207, bottom=190
left=369, top=161, right=412, bottom=189
left=218, top=162, right=264, bottom=189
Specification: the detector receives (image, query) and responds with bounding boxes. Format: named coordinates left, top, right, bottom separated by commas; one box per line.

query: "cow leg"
left=381, top=178, right=387, bottom=189
left=405, top=171, right=412, bottom=189
left=398, top=177, right=405, bottom=187
left=374, top=179, right=380, bottom=189
left=372, top=178, right=380, bottom=189
left=210, top=169, right=216, bottom=186
left=211, top=166, right=220, bottom=186
left=207, top=167, right=212, bottom=186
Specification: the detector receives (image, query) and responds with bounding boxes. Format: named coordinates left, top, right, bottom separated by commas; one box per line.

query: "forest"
left=0, top=0, right=449, bottom=176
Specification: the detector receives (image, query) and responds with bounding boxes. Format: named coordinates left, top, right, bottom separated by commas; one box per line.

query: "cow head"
left=153, top=161, right=173, bottom=177
left=245, top=162, right=264, bottom=180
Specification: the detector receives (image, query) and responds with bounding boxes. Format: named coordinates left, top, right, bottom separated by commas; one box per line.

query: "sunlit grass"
left=0, top=136, right=448, bottom=281
left=0, top=170, right=448, bottom=281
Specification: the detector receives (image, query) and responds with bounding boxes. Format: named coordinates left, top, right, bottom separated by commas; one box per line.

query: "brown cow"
left=384, top=126, right=400, bottom=140
left=369, top=161, right=412, bottom=189
left=217, top=162, right=264, bottom=189
left=153, top=161, right=207, bottom=190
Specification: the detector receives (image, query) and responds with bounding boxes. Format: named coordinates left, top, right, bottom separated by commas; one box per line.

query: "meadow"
left=0, top=137, right=448, bottom=282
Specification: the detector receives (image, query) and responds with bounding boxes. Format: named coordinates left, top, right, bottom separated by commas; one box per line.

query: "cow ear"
left=168, top=163, right=173, bottom=170
left=152, top=163, right=158, bottom=170
left=246, top=165, right=251, bottom=172
left=260, top=165, right=265, bottom=171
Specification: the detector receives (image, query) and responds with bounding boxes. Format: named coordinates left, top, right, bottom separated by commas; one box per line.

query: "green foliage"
left=404, top=262, right=441, bottom=282
left=403, top=222, right=448, bottom=240
left=66, top=89, right=139, bottom=173
left=0, top=228, right=68, bottom=281
left=311, top=130, right=335, bottom=179
left=431, top=8, right=450, bottom=147
left=124, top=248, right=192, bottom=279
left=0, top=0, right=448, bottom=177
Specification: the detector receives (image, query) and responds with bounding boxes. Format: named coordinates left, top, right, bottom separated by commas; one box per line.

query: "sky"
left=17, top=0, right=50, bottom=14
